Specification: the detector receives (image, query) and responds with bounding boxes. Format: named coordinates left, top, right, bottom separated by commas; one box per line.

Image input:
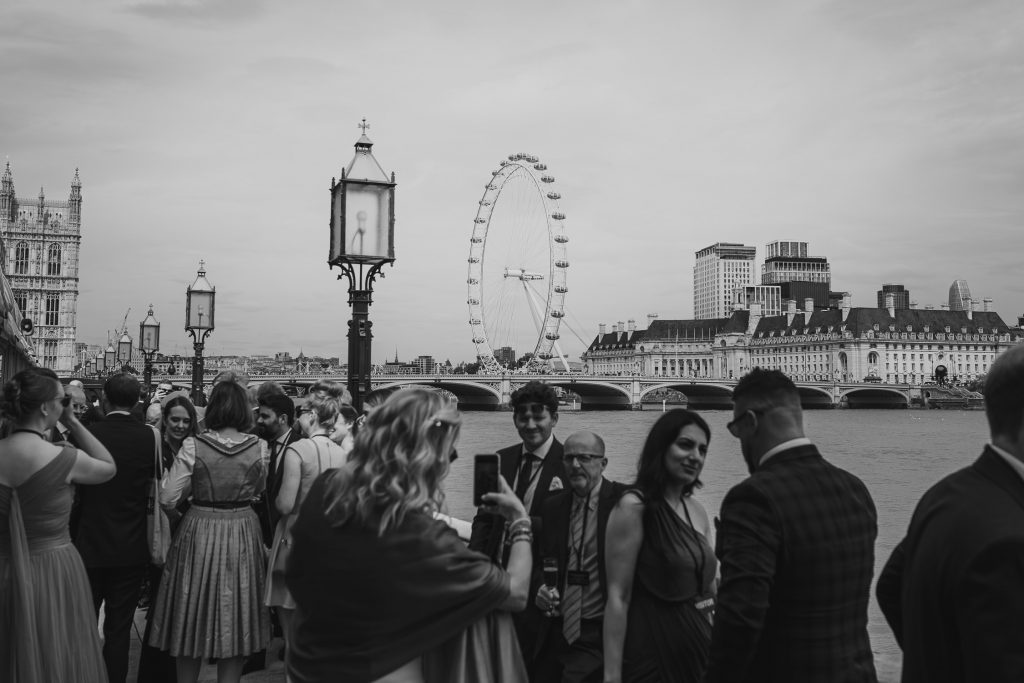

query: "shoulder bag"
left=146, top=425, right=172, bottom=565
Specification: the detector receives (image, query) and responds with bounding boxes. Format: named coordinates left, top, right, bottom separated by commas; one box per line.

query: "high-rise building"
left=949, top=279, right=972, bottom=311
left=494, top=346, right=516, bottom=369
left=877, top=284, right=910, bottom=310
left=414, top=355, right=435, bottom=374
left=761, top=240, right=831, bottom=309
left=693, top=242, right=756, bottom=319
left=0, top=163, right=81, bottom=372
left=733, top=285, right=783, bottom=316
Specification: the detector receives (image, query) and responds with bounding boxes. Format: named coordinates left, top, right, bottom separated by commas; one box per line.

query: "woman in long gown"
left=265, top=392, right=349, bottom=664
left=148, top=380, right=271, bottom=683
left=0, top=368, right=117, bottom=682
left=604, top=409, right=718, bottom=683
left=285, top=389, right=533, bottom=683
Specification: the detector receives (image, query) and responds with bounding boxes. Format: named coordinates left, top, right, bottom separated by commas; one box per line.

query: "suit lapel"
left=531, top=439, right=565, bottom=514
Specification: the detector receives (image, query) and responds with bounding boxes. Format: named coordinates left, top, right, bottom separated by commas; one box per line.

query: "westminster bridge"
left=144, top=373, right=927, bottom=410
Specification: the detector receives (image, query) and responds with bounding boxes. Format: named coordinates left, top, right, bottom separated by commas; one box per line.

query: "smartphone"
left=473, top=453, right=500, bottom=507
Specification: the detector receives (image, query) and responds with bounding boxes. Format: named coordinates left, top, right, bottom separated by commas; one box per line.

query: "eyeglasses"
left=561, top=453, right=604, bottom=465
left=726, top=409, right=764, bottom=438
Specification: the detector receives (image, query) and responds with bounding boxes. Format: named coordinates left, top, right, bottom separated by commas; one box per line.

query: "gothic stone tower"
left=0, top=162, right=81, bottom=372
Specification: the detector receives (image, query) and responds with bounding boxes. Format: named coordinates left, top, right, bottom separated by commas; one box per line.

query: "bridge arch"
left=543, top=379, right=633, bottom=411
left=372, top=378, right=504, bottom=410
left=839, top=386, right=910, bottom=409
left=639, top=382, right=734, bottom=410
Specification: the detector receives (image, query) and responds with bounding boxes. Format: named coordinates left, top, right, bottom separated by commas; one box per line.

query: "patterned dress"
left=149, top=431, right=271, bottom=658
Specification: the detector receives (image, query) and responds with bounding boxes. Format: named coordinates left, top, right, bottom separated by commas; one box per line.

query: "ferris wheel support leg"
left=522, top=280, right=545, bottom=335
left=552, top=340, right=572, bottom=373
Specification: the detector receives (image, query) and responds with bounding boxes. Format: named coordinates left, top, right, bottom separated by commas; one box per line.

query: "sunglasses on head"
left=59, top=395, right=72, bottom=407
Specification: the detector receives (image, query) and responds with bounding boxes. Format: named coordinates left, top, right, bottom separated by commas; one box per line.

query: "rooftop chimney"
left=785, top=299, right=797, bottom=325
left=627, top=319, right=636, bottom=332
left=841, top=292, right=851, bottom=322
left=885, top=293, right=895, bottom=318
left=965, top=299, right=973, bottom=320
left=803, top=297, right=814, bottom=325
left=598, top=323, right=606, bottom=336
left=941, top=303, right=949, bottom=310
left=924, top=305, right=934, bottom=310
left=909, top=301, right=918, bottom=310
left=646, top=313, right=658, bottom=327
left=747, top=302, right=762, bottom=334
left=617, top=321, right=625, bottom=334
left=983, top=297, right=993, bottom=312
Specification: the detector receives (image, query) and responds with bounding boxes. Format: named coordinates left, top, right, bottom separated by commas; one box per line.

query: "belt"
left=192, top=500, right=253, bottom=510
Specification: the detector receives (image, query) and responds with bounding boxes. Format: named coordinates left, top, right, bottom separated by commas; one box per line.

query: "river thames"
left=440, top=407, right=989, bottom=682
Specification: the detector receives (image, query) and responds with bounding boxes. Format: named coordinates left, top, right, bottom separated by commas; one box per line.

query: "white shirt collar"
left=988, top=442, right=1024, bottom=485
left=758, top=437, right=813, bottom=467
left=523, top=432, right=555, bottom=459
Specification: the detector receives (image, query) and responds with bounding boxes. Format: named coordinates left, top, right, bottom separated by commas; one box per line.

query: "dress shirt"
left=758, top=437, right=813, bottom=467
left=518, top=433, right=554, bottom=512
left=988, top=442, right=1024, bottom=484
left=569, top=477, right=603, bottom=619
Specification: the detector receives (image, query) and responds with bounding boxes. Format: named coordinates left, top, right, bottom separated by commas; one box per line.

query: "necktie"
left=514, top=453, right=535, bottom=502
left=562, top=497, right=584, bottom=645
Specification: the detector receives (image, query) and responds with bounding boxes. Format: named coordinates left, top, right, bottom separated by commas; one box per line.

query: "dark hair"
left=339, top=403, right=359, bottom=424
left=984, top=345, right=1024, bottom=438
left=104, top=372, right=141, bottom=409
left=256, top=381, right=286, bottom=402
left=204, top=381, right=254, bottom=432
left=634, top=409, right=711, bottom=498
left=310, top=379, right=351, bottom=404
left=510, top=380, right=559, bottom=415
left=259, top=392, right=295, bottom=425
left=732, top=368, right=799, bottom=408
left=0, top=369, right=61, bottom=421
left=162, top=395, right=199, bottom=439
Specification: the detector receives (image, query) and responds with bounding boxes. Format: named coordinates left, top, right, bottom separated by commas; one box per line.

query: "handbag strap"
left=149, top=424, right=162, bottom=479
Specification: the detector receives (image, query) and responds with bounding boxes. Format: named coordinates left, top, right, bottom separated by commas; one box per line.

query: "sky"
left=3, top=0, right=1023, bottom=365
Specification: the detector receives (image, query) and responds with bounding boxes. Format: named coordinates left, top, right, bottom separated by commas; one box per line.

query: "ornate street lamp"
left=140, top=304, right=161, bottom=394
left=328, top=119, right=396, bottom=410
left=117, top=331, right=133, bottom=371
left=185, top=261, right=215, bottom=406
left=104, top=343, right=116, bottom=374
left=95, top=350, right=106, bottom=376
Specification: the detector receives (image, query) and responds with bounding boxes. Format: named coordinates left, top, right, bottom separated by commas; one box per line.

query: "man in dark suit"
left=532, top=430, right=625, bottom=683
left=876, top=344, right=1024, bottom=682
left=705, top=368, right=877, bottom=683
left=469, top=380, right=567, bottom=664
left=254, top=391, right=300, bottom=544
left=74, top=372, right=156, bottom=683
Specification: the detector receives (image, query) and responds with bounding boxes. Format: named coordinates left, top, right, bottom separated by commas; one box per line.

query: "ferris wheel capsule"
left=474, top=218, right=487, bottom=223
left=555, top=260, right=569, bottom=268
left=551, top=212, right=565, bottom=220
left=554, top=234, right=568, bottom=243
left=546, top=192, right=561, bottom=200
left=540, top=175, right=554, bottom=183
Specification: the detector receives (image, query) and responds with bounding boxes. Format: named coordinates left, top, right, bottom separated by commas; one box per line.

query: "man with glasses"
left=532, top=431, right=625, bottom=683
left=705, top=368, right=877, bottom=683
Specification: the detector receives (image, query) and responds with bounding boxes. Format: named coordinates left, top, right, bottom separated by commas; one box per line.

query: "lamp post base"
left=191, top=341, right=206, bottom=407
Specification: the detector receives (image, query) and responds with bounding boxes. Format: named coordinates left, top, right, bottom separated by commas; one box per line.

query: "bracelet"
left=508, top=517, right=531, bottom=535
left=510, top=531, right=533, bottom=545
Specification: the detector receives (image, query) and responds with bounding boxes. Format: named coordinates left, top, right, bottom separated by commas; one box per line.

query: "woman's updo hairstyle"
left=1, top=369, right=60, bottom=421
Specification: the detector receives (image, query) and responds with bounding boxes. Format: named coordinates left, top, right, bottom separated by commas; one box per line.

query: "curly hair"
left=324, top=389, right=461, bottom=536
left=0, top=369, right=61, bottom=422
left=634, top=408, right=711, bottom=499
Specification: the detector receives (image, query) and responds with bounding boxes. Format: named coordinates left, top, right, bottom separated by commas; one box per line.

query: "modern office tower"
left=0, top=162, right=81, bottom=372
left=693, top=242, right=757, bottom=319
left=494, top=346, right=516, bottom=368
left=733, top=284, right=783, bottom=316
left=949, top=279, right=973, bottom=311
left=877, top=284, right=910, bottom=310
left=414, top=355, right=435, bottom=373
left=761, top=240, right=831, bottom=309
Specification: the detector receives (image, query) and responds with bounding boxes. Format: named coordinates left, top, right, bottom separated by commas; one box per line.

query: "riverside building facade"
left=582, top=295, right=1021, bottom=385
left=693, top=242, right=756, bottom=318
left=0, top=163, right=81, bottom=372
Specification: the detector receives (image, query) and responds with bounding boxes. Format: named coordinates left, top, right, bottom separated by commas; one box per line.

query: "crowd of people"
left=2, top=345, right=1024, bottom=683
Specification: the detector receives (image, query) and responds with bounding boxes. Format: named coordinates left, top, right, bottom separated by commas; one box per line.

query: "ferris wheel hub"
left=504, top=267, right=545, bottom=281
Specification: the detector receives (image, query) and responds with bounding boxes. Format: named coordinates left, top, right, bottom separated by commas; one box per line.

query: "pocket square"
left=549, top=477, right=563, bottom=491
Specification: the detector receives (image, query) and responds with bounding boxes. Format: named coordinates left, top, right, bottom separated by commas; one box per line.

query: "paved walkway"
left=126, top=608, right=286, bottom=682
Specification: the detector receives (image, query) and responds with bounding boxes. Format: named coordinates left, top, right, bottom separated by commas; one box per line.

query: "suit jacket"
left=533, top=478, right=627, bottom=657
left=704, top=444, right=878, bottom=683
left=258, top=428, right=303, bottom=542
left=468, top=438, right=567, bottom=563
left=74, top=413, right=157, bottom=568
left=876, top=447, right=1024, bottom=683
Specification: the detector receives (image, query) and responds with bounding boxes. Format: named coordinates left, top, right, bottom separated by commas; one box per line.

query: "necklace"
left=11, top=428, right=47, bottom=439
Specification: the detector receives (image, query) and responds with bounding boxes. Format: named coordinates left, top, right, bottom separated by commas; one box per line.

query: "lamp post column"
left=347, top=288, right=374, bottom=409
left=191, top=340, right=205, bottom=405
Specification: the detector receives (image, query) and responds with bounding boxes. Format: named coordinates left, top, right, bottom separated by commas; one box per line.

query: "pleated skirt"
left=0, top=543, right=107, bottom=682
left=148, top=505, right=271, bottom=659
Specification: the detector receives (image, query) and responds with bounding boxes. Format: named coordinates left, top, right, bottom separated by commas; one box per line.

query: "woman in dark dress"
left=604, top=409, right=717, bottom=683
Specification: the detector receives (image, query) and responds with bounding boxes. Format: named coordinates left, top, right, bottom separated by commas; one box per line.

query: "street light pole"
left=328, top=120, right=396, bottom=411
left=185, top=262, right=216, bottom=406
left=140, top=305, right=161, bottom=395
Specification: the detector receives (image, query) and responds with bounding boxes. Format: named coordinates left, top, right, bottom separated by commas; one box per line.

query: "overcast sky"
left=3, top=0, right=1022, bottom=364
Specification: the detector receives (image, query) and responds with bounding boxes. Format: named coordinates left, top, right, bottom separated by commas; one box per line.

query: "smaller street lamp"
left=104, top=344, right=116, bottom=373
left=185, top=261, right=216, bottom=406
left=117, top=331, right=133, bottom=369
left=140, top=305, right=161, bottom=394
left=95, top=351, right=106, bottom=376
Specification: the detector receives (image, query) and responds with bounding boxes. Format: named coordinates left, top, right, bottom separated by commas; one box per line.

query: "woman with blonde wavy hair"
left=285, top=389, right=532, bottom=683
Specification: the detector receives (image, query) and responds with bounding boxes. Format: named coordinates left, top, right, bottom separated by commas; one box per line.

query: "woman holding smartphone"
left=286, top=389, right=532, bottom=682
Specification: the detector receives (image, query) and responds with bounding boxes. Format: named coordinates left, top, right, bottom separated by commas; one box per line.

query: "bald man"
left=532, top=431, right=626, bottom=683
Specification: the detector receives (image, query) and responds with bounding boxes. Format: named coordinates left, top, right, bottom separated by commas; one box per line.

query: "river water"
left=439, top=407, right=989, bottom=682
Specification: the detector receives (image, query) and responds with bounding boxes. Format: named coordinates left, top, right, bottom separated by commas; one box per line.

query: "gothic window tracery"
left=47, top=244, right=61, bottom=276
left=14, top=242, right=29, bottom=274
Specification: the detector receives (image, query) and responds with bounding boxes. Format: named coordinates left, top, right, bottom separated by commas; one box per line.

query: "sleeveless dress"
left=0, top=447, right=107, bottom=682
left=148, top=432, right=271, bottom=658
left=623, top=493, right=717, bottom=683
left=265, top=435, right=347, bottom=609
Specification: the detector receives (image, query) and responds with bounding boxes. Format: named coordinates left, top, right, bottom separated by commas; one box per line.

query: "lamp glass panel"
left=141, top=323, right=160, bottom=353
left=187, top=291, right=215, bottom=331
left=118, top=339, right=132, bottom=362
left=343, top=183, right=392, bottom=260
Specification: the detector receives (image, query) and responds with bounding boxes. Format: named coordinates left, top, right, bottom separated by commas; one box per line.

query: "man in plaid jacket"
left=705, top=369, right=878, bottom=683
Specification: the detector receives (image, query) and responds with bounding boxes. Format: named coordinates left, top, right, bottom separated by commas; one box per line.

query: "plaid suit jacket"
left=705, top=444, right=878, bottom=683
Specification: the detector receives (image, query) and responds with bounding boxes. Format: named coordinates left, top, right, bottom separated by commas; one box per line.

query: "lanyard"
left=571, top=489, right=592, bottom=570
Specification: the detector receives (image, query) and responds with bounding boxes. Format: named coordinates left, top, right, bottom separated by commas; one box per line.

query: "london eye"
left=467, top=153, right=569, bottom=374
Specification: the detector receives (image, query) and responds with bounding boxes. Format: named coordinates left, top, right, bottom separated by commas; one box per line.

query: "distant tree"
left=464, top=362, right=481, bottom=375
left=166, top=364, right=176, bottom=375
left=965, top=375, right=986, bottom=392
left=516, top=352, right=535, bottom=368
